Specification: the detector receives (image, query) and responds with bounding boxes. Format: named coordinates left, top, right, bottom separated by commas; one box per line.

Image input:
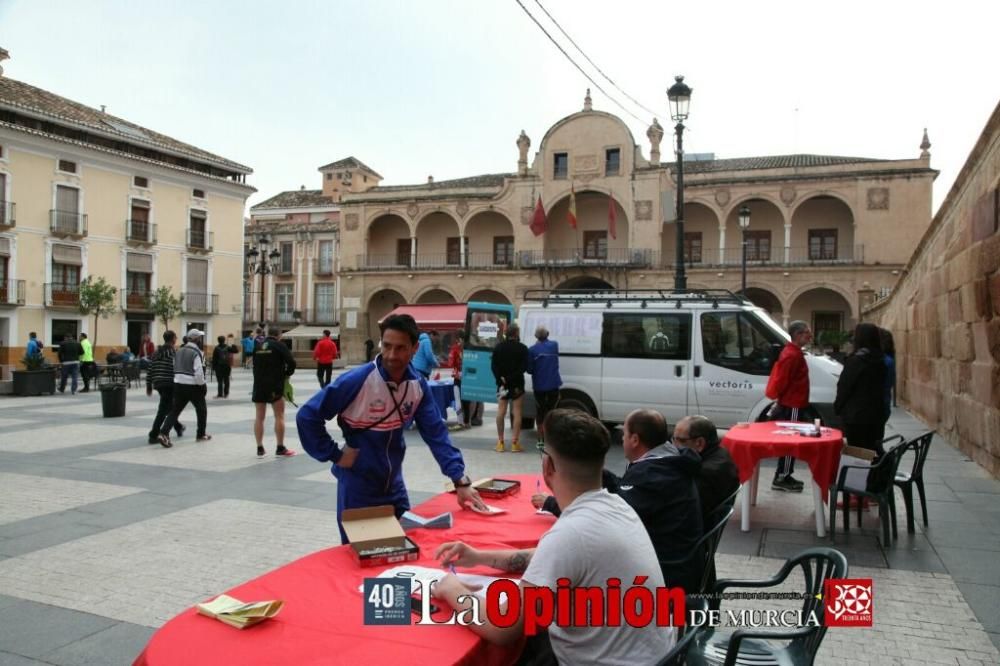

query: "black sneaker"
left=772, top=476, right=803, bottom=492
left=175, top=424, right=186, bottom=437
left=785, top=475, right=806, bottom=488
left=257, top=445, right=266, bottom=457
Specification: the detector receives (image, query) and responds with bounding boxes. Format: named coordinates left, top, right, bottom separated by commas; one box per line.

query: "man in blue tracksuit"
left=411, top=330, right=439, bottom=379
left=528, top=325, right=562, bottom=445
left=297, top=315, right=486, bottom=542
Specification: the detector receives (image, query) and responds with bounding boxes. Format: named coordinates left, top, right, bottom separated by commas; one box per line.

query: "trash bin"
left=100, top=383, right=127, bottom=418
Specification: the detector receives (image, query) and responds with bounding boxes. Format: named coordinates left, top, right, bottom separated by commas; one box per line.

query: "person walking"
left=79, top=333, right=95, bottom=392
left=158, top=329, right=210, bottom=447
left=56, top=334, right=83, bottom=394
left=879, top=327, right=897, bottom=438
left=313, top=329, right=338, bottom=388
left=138, top=333, right=155, bottom=370
left=241, top=333, right=255, bottom=368
left=146, top=330, right=186, bottom=446
left=765, top=320, right=813, bottom=492
left=835, top=323, right=888, bottom=456
left=26, top=331, right=42, bottom=358
left=211, top=335, right=234, bottom=398
left=364, top=338, right=375, bottom=363
left=252, top=327, right=297, bottom=457
left=448, top=332, right=471, bottom=428
left=528, top=325, right=562, bottom=446
left=411, top=329, right=439, bottom=379
left=491, top=324, right=530, bottom=452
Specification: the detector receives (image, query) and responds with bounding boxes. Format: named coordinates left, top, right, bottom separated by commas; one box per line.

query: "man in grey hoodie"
left=158, top=329, right=211, bottom=447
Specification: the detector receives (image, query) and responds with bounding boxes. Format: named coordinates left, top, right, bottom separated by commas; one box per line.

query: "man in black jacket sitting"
left=673, top=415, right=740, bottom=531
left=533, top=408, right=704, bottom=589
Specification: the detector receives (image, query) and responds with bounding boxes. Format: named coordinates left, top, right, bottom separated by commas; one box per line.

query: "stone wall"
left=866, top=101, right=1000, bottom=477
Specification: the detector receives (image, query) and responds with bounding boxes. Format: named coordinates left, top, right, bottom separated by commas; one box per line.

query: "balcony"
left=183, top=292, right=218, bottom=314
left=519, top=248, right=657, bottom=269
left=0, top=201, right=14, bottom=229
left=0, top=279, right=25, bottom=306
left=50, top=210, right=87, bottom=237
left=313, top=258, right=336, bottom=276
left=671, top=245, right=865, bottom=269
left=126, top=220, right=157, bottom=245
left=45, top=283, right=80, bottom=308
left=356, top=252, right=518, bottom=271
left=122, top=289, right=153, bottom=311
left=274, top=309, right=300, bottom=325
left=186, top=229, right=214, bottom=253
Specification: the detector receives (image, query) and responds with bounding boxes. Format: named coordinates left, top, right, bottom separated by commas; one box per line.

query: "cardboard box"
left=342, top=505, right=420, bottom=568
left=839, top=444, right=876, bottom=490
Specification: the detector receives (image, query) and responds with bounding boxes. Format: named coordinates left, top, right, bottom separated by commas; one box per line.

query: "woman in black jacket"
left=835, top=323, right=888, bottom=455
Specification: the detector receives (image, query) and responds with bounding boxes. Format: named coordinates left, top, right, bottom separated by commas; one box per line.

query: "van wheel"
left=558, top=393, right=596, bottom=417
left=521, top=417, right=535, bottom=430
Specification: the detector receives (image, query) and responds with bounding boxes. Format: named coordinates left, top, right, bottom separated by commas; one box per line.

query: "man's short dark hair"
left=687, top=415, right=720, bottom=449
left=323, top=329, right=331, bottom=337
left=163, top=330, right=176, bottom=344
left=29, top=331, right=37, bottom=338
left=217, top=335, right=226, bottom=344
left=429, top=330, right=439, bottom=337
left=543, top=409, right=610, bottom=478
left=80, top=333, right=87, bottom=339
left=625, top=409, right=668, bottom=449
left=380, top=314, right=420, bottom=345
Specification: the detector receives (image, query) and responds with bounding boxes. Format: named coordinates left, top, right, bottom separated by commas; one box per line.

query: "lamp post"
left=245, top=233, right=281, bottom=327
left=738, top=204, right=752, bottom=296
left=667, top=75, right=692, bottom=291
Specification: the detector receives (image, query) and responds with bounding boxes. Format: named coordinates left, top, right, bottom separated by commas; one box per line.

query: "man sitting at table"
left=531, top=408, right=704, bottom=590
left=434, top=409, right=673, bottom=664
left=297, top=314, right=487, bottom=543
left=672, top=415, right=740, bottom=530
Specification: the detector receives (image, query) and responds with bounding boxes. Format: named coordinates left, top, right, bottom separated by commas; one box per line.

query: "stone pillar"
left=459, top=236, right=467, bottom=268
left=410, top=236, right=417, bottom=268
left=784, top=224, right=792, bottom=263
left=718, top=225, right=726, bottom=264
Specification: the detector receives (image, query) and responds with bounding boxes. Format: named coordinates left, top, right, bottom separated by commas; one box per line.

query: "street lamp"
left=667, top=75, right=692, bottom=291
left=245, top=233, right=281, bottom=327
left=738, top=204, right=752, bottom=296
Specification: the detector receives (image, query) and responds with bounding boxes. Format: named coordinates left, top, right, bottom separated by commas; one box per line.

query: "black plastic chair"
left=894, top=432, right=934, bottom=532
left=685, top=547, right=849, bottom=666
left=661, top=505, right=736, bottom=595
left=829, top=437, right=908, bottom=545
left=656, top=595, right=710, bottom=666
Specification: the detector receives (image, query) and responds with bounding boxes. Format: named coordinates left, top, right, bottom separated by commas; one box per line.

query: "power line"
left=533, top=0, right=661, bottom=119
left=512, top=0, right=648, bottom=125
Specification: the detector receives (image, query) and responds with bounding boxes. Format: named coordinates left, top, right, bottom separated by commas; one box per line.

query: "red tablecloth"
left=134, top=474, right=554, bottom=666
left=721, top=423, right=843, bottom=498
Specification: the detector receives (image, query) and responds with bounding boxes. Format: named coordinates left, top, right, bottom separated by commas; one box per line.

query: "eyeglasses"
left=673, top=435, right=695, bottom=444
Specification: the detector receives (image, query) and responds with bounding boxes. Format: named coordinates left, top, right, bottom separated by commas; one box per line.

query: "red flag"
left=608, top=192, right=617, bottom=240
left=530, top=195, right=547, bottom=236
left=567, top=184, right=578, bottom=229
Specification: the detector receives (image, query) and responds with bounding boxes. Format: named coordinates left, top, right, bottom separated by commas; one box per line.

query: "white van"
left=518, top=289, right=842, bottom=430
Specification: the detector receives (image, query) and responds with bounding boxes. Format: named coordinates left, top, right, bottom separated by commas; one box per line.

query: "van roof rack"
left=522, top=288, right=749, bottom=309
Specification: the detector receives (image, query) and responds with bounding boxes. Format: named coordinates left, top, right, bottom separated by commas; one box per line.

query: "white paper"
left=359, top=565, right=513, bottom=604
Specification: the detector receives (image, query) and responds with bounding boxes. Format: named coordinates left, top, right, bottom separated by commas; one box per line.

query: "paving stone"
left=40, top=622, right=154, bottom=666
left=0, top=474, right=143, bottom=526
left=0, top=600, right=115, bottom=659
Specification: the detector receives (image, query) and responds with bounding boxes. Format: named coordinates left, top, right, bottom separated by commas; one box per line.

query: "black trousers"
left=216, top=366, right=231, bottom=397
left=769, top=404, right=806, bottom=477
left=81, top=361, right=96, bottom=388
left=150, top=386, right=184, bottom=440
left=161, top=384, right=208, bottom=438
left=317, top=363, right=333, bottom=388
left=845, top=422, right=886, bottom=456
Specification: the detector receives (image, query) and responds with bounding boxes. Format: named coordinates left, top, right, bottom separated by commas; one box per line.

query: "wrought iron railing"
left=126, top=220, right=157, bottom=244
left=45, top=282, right=80, bottom=307
left=49, top=210, right=87, bottom=236
left=0, top=279, right=25, bottom=306
left=182, top=292, right=219, bottom=314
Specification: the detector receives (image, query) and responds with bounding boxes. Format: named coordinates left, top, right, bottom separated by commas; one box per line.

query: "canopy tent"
left=281, top=325, right=340, bottom=339
left=377, top=304, right=467, bottom=330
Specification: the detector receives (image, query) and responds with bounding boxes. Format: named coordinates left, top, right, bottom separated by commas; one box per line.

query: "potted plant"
left=817, top=330, right=852, bottom=363
left=12, top=352, right=57, bottom=396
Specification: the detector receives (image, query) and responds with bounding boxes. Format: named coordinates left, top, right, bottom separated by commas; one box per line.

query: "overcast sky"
left=1, top=0, right=997, bottom=213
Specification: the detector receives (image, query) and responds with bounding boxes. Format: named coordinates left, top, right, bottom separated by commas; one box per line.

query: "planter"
left=12, top=369, right=57, bottom=396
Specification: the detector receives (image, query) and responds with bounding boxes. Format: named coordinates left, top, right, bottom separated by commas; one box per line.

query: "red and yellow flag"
left=567, top=183, right=578, bottom=229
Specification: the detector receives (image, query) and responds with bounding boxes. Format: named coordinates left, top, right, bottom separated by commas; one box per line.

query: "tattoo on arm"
left=490, top=550, right=530, bottom=573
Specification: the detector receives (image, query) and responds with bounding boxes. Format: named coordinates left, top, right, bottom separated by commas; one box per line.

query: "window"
left=317, top=240, right=334, bottom=274
left=583, top=231, right=607, bottom=260
left=446, top=237, right=467, bottom=265
left=315, top=283, right=336, bottom=321
left=279, top=241, right=293, bottom=274
left=493, top=235, right=514, bottom=266
left=189, top=210, right=207, bottom=248
left=683, top=232, right=703, bottom=264
left=54, top=185, right=80, bottom=233
left=466, top=309, right=512, bottom=350
left=125, top=271, right=151, bottom=308
left=0, top=172, right=8, bottom=226
left=602, top=313, right=691, bottom=360
left=51, top=319, right=80, bottom=343
left=325, top=173, right=333, bottom=181
left=813, top=312, right=843, bottom=341
left=51, top=245, right=81, bottom=302
left=396, top=238, right=412, bottom=267
left=553, top=152, right=568, bottom=179
left=700, top=311, right=783, bottom=375
left=275, top=283, right=294, bottom=317
left=0, top=253, right=9, bottom=303
left=185, top=258, right=209, bottom=312
left=745, top=230, right=771, bottom=261
left=133, top=176, right=148, bottom=188
left=129, top=199, right=150, bottom=241
left=57, top=159, right=77, bottom=174
left=808, top=229, right=838, bottom=260
left=605, top=148, right=621, bottom=176
left=192, top=188, right=205, bottom=199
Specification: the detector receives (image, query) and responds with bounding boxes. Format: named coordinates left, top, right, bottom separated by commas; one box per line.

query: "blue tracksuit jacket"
left=411, top=333, right=438, bottom=376
left=528, top=339, right=563, bottom=391
left=296, top=356, right=465, bottom=542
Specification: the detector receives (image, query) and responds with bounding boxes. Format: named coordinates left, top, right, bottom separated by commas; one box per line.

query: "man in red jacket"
left=764, top=320, right=812, bottom=492
left=313, top=330, right=339, bottom=388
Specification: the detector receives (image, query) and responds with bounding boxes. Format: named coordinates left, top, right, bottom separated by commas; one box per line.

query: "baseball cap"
left=186, top=329, right=205, bottom=339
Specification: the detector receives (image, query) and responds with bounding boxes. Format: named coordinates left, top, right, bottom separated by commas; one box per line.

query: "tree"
left=148, top=286, right=184, bottom=332
left=78, top=276, right=117, bottom=347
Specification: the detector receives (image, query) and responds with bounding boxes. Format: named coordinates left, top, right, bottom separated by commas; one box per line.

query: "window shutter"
left=56, top=185, right=79, bottom=213
left=0, top=237, right=9, bottom=256
left=52, top=244, right=83, bottom=265
left=127, top=252, right=153, bottom=273
left=186, top=258, right=208, bottom=292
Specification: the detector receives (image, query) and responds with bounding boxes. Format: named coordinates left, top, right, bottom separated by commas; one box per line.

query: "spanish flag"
left=567, top=183, right=578, bottom=229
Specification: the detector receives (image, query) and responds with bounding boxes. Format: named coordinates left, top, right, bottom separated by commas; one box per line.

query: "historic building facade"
left=0, top=48, right=254, bottom=374
left=297, top=92, right=937, bottom=363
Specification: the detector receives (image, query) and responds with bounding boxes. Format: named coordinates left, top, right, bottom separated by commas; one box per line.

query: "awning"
left=378, top=303, right=467, bottom=328
left=281, top=325, right=340, bottom=338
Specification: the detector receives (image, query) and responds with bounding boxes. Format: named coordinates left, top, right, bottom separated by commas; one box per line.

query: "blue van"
left=459, top=301, right=516, bottom=403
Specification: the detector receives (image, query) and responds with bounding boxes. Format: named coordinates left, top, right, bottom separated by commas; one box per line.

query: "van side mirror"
left=769, top=343, right=784, bottom=367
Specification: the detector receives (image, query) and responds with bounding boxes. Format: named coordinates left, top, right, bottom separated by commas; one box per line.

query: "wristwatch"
left=453, top=475, right=472, bottom=488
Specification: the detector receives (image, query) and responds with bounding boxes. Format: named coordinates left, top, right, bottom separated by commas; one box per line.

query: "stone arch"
left=537, top=110, right=639, bottom=158
left=365, top=214, right=411, bottom=268
left=366, top=287, right=408, bottom=339
left=465, top=288, right=513, bottom=305
left=414, top=211, right=460, bottom=268
left=789, top=190, right=854, bottom=219
left=722, top=197, right=787, bottom=264
left=789, top=194, right=856, bottom=261
left=742, top=286, right=785, bottom=319
left=724, top=193, right=787, bottom=220
left=552, top=276, right=615, bottom=292
left=462, top=210, right=515, bottom=267
left=543, top=189, right=629, bottom=255
left=788, top=286, right=857, bottom=338
left=414, top=286, right=458, bottom=303
left=662, top=200, right=720, bottom=266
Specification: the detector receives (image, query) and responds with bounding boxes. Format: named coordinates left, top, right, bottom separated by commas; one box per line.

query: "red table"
left=721, top=423, right=843, bottom=537
left=134, top=474, right=554, bottom=666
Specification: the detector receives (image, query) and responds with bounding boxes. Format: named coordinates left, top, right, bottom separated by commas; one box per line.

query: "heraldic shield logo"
left=824, top=578, right=874, bottom=627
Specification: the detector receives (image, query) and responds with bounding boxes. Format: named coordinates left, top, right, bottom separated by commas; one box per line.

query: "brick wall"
left=867, top=101, right=1000, bottom=477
